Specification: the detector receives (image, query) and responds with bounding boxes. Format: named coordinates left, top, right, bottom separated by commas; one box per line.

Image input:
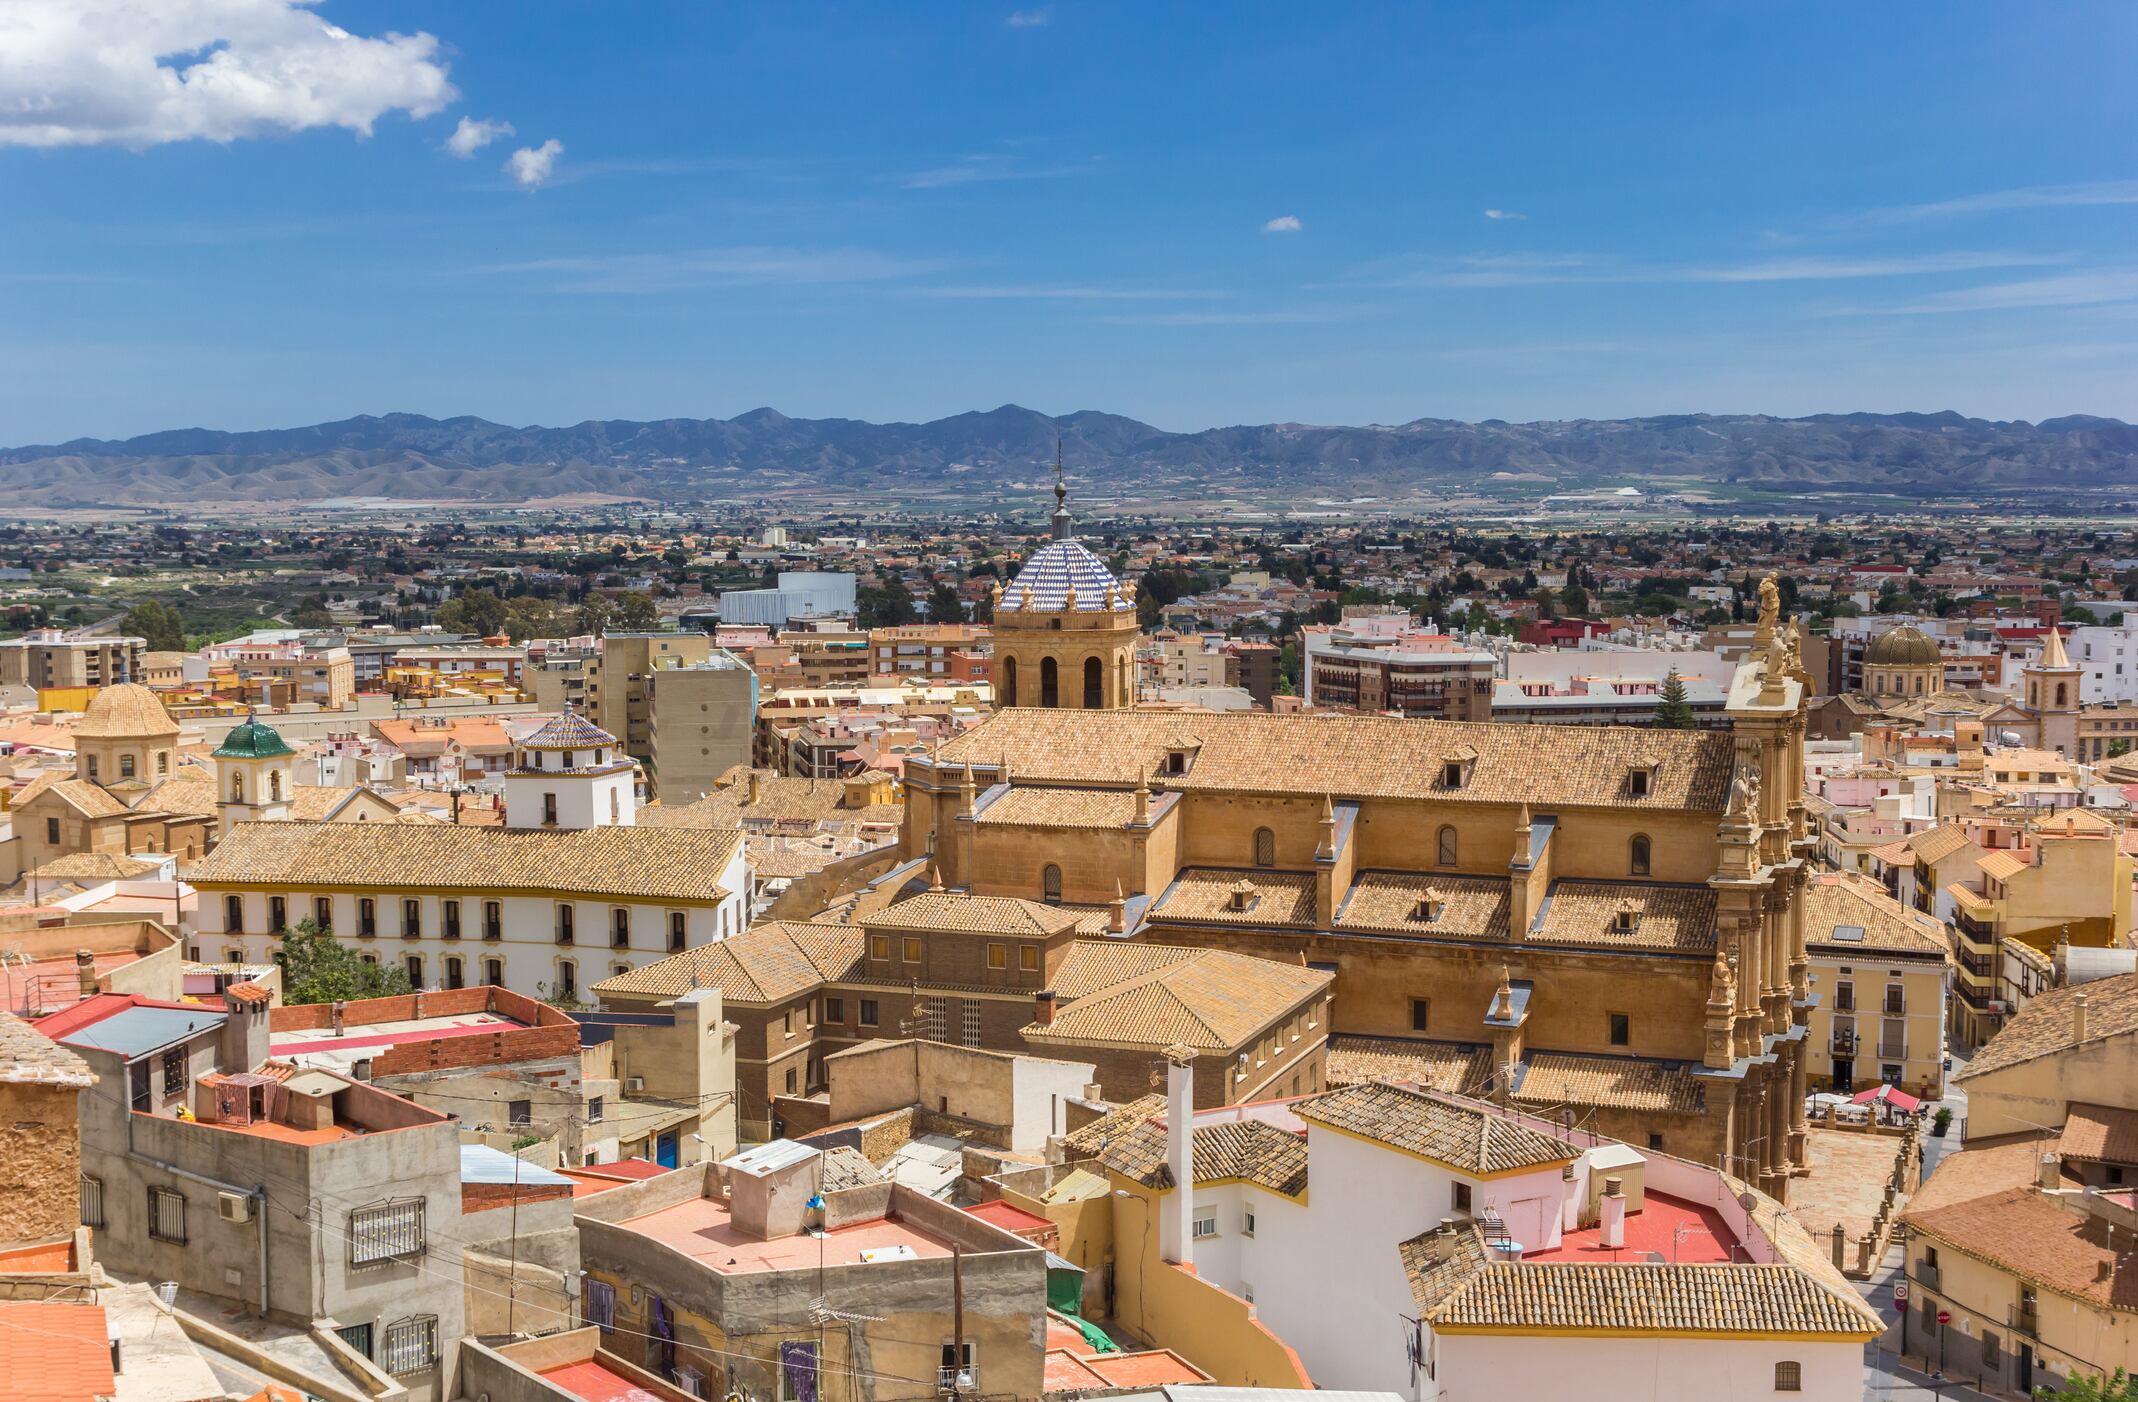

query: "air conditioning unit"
left=627, top=1076, right=646, bottom=1093
left=217, top=1191, right=253, bottom=1224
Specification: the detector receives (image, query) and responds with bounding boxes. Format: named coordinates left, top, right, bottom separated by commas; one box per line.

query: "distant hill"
left=3, top=405, right=2134, bottom=506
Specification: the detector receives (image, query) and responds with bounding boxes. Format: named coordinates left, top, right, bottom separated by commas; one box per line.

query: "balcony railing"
left=1832, top=1030, right=1859, bottom=1055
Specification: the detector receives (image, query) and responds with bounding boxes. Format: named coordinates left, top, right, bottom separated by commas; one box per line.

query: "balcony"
left=483, top=925, right=503, bottom=942
left=1832, top=1030, right=1859, bottom=1055
left=1916, top=1261, right=1941, bottom=1292
left=555, top=930, right=574, bottom=946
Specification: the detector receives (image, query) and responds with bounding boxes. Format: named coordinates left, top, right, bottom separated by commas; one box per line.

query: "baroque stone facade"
left=899, top=576, right=1821, bottom=1200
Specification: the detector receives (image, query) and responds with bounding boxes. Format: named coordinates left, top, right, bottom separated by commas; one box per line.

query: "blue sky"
left=3, top=1, right=2136, bottom=442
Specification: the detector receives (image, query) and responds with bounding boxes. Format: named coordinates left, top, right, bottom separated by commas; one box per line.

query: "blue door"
left=655, top=1130, right=679, bottom=1168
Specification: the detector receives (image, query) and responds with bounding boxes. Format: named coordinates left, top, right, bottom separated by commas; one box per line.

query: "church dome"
left=521, top=709, right=620, bottom=750
left=997, top=539, right=1134, bottom=614
left=74, top=683, right=180, bottom=740
left=213, top=712, right=293, bottom=759
left=1865, top=625, right=1941, bottom=667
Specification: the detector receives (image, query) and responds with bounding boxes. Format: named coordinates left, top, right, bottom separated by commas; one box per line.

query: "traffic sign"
left=1894, top=1281, right=1909, bottom=1303
left=1937, top=1309, right=1951, bottom=1325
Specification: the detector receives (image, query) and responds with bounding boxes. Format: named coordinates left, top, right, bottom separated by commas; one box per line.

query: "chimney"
left=75, top=949, right=98, bottom=998
left=1109, top=881, right=1127, bottom=934
left=2039, top=1152, right=2063, bottom=1191
left=1161, top=1045, right=1196, bottom=1269
left=1600, top=1176, right=1627, bottom=1250
left=2074, top=990, right=2090, bottom=1044
left=1034, top=990, right=1057, bottom=1026
left=331, top=1000, right=346, bottom=1036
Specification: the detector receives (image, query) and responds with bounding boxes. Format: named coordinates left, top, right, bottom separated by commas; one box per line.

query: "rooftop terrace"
left=617, top=1194, right=958, bottom=1275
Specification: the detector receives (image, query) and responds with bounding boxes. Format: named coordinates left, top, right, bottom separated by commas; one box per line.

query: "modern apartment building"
left=645, top=649, right=757, bottom=804
left=1301, top=611, right=1494, bottom=719
left=0, top=628, right=145, bottom=689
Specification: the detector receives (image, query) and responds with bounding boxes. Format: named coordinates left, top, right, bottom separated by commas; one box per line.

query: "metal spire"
left=1050, top=425, right=1072, bottom=541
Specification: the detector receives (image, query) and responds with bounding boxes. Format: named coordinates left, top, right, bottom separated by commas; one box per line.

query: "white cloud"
left=444, top=115, right=513, bottom=158
left=1346, top=249, right=2059, bottom=289
left=1835, top=268, right=2138, bottom=316
left=0, top=0, right=456, bottom=148
left=487, top=246, right=937, bottom=293
left=900, top=153, right=1089, bottom=189
left=1858, top=180, right=2138, bottom=226
left=1006, top=8, right=1052, bottom=26
left=1483, top=209, right=1527, bottom=221
left=1263, top=215, right=1302, bottom=233
left=915, top=285, right=1229, bottom=301
left=504, top=139, right=564, bottom=191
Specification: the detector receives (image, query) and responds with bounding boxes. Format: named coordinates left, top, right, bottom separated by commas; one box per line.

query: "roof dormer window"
left=1228, top=879, right=1258, bottom=913
left=1612, top=899, right=1641, bottom=935
left=1628, top=765, right=1655, bottom=799
left=1413, top=887, right=1446, bottom=923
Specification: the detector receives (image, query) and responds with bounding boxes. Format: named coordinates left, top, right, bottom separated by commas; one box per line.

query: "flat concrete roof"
left=618, top=1196, right=956, bottom=1275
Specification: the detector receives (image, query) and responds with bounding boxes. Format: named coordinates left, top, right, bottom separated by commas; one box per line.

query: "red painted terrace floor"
left=1524, top=1190, right=1741, bottom=1264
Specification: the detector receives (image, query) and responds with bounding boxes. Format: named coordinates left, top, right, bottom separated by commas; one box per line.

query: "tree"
left=614, top=591, right=660, bottom=630
left=1532, top=586, right=1557, bottom=620
left=437, top=588, right=509, bottom=637
left=2036, top=1370, right=2138, bottom=1402
left=857, top=581, right=918, bottom=630
left=503, top=595, right=566, bottom=642
left=277, top=919, right=411, bottom=1005
left=926, top=579, right=965, bottom=623
left=1559, top=584, right=1590, bottom=617
left=1652, top=668, right=1696, bottom=729
left=122, top=598, right=186, bottom=651
left=573, top=594, right=616, bottom=635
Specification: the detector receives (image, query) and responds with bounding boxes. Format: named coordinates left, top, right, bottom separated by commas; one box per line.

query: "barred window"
left=162, top=1047, right=187, bottom=1095
left=349, top=1199, right=426, bottom=1267
left=381, top=1314, right=438, bottom=1374
left=584, top=1278, right=616, bottom=1332
left=148, top=1185, right=186, bottom=1243
left=1774, top=1360, right=1802, bottom=1392
left=80, top=1175, right=103, bottom=1228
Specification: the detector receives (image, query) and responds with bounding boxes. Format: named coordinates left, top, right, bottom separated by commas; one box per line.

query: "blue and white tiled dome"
left=999, top=539, right=1133, bottom=613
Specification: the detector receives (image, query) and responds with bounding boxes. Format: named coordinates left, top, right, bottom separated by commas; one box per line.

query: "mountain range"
left=3, top=405, right=2134, bottom=507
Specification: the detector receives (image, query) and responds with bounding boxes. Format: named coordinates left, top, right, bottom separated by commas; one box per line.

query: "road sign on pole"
left=1894, top=1281, right=1910, bottom=1303
left=1937, top=1308, right=1950, bottom=1325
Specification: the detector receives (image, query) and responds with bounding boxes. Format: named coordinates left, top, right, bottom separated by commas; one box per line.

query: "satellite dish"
left=1737, top=1190, right=1760, bottom=1212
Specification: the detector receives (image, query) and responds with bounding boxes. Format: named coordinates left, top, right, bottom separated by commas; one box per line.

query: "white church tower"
left=215, top=710, right=295, bottom=836
left=504, top=709, right=639, bottom=830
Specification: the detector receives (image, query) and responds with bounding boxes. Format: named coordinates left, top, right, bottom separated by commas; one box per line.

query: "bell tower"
left=2026, top=626, right=2081, bottom=756
left=215, top=710, right=295, bottom=836
left=989, top=459, right=1142, bottom=710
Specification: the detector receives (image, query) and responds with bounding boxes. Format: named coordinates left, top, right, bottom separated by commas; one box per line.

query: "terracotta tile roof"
left=1870, top=838, right=1916, bottom=866
left=1511, top=1052, right=1707, bottom=1116
left=1335, top=872, right=1510, bottom=941
left=643, top=768, right=900, bottom=830
left=0, top=1009, right=96, bottom=1087
left=184, top=819, right=741, bottom=903
left=1325, top=1035, right=1492, bottom=1094
left=1909, top=823, right=1978, bottom=866
left=1805, top=872, right=1951, bottom=957
left=590, top=920, right=861, bottom=1004
left=1959, top=974, right=2138, bottom=1080
left=1096, top=1116, right=1309, bottom=1197
left=0, top=1302, right=117, bottom=1402
left=1059, top=1093, right=1166, bottom=1159
left=1148, top=868, right=1318, bottom=928
left=2058, top=1104, right=2138, bottom=1166
left=932, top=709, right=1737, bottom=811
left=12, top=773, right=129, bottom=819
left=75, top=683, right=180, bottom=739
left=1027, top=940, right=1329, bottom=1052
left=866, top=891, right=1096, bottom=938
left=1526, top=881, right=1718, bottom=952
left=24, top=850, right=163, bottom=882
left=1902, top=1137, right=2138, bottom=1310
left=1978, top=850, right=2029, bottom=882
left=1401, top=1225, right=1881, bottom=1337
left=1296, top=1081, right=1574, bottom=1174
left=973, top=785, right=1142, bottom=829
